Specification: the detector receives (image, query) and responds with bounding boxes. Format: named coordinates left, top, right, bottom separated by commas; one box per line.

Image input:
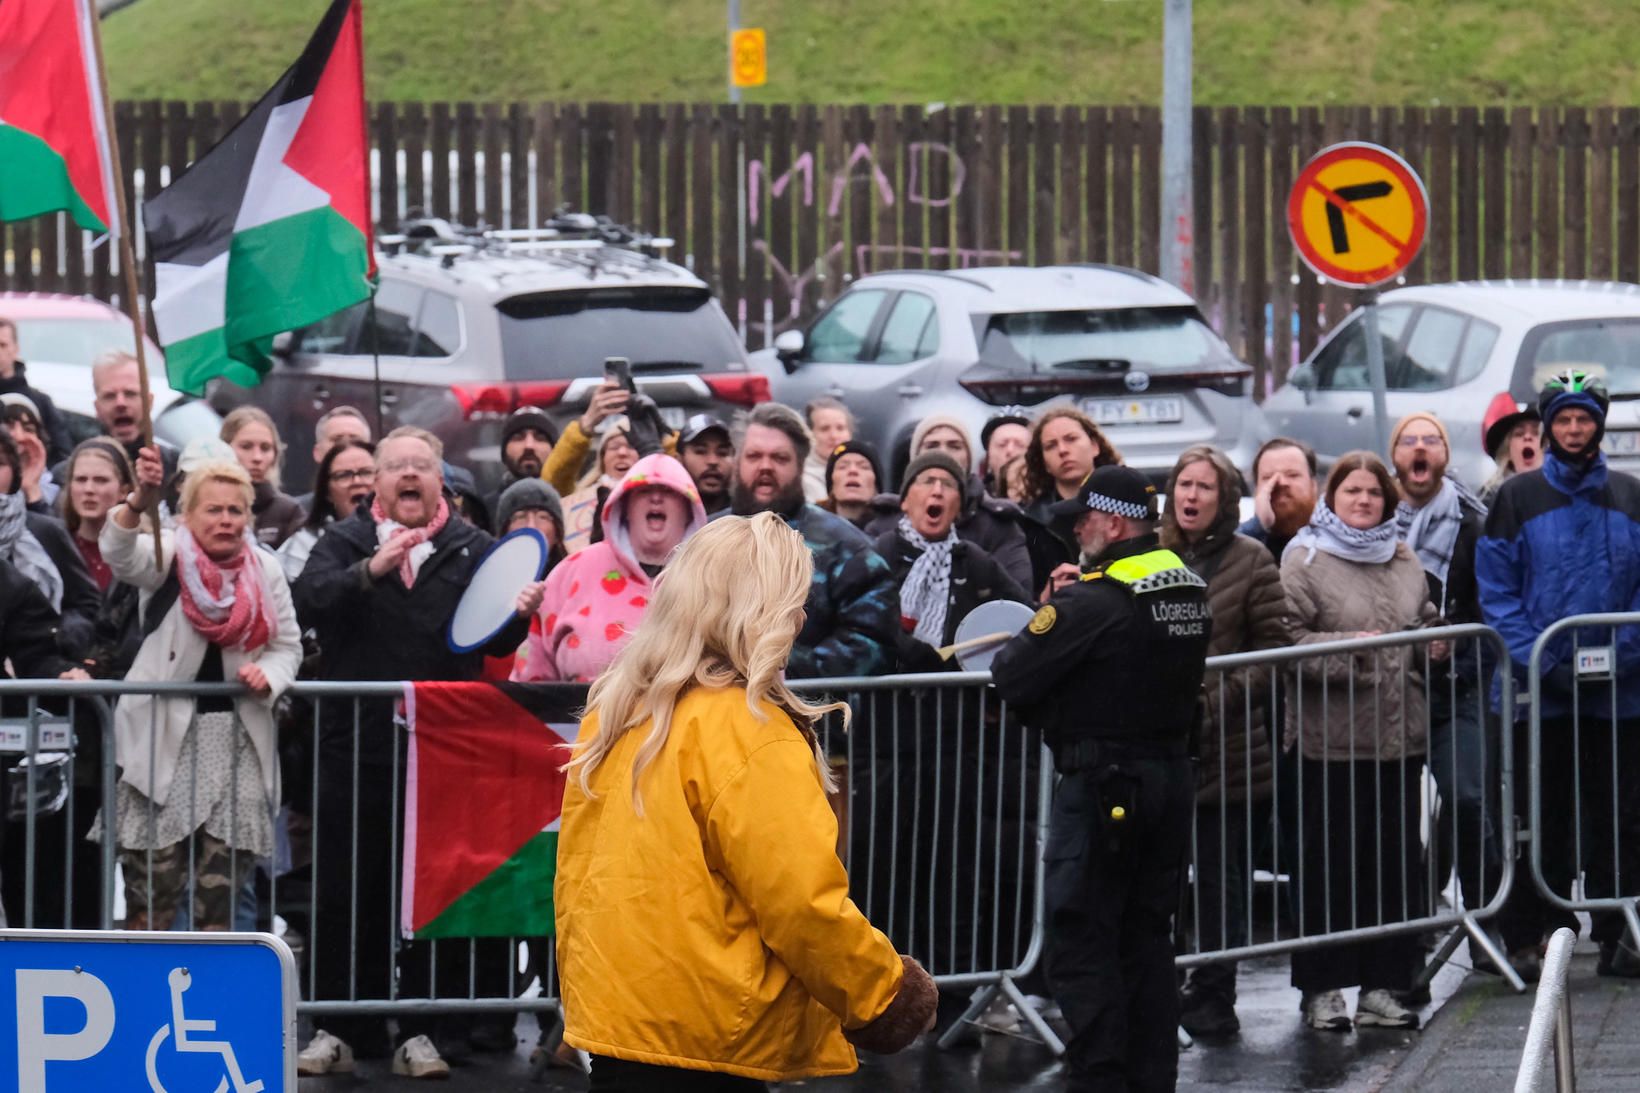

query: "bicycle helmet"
left=1538, top=367, right=1610, bottom=422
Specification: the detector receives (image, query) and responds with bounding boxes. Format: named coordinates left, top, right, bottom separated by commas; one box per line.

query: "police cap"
left=1047, top=464, right=1158, bottom=532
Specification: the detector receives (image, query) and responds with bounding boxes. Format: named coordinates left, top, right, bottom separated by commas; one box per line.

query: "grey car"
left=209, top=216, right=765, bottom=496
left=751, top=265, right=1270, bottom=483
left=1263, top=280, right=1640, bottom=488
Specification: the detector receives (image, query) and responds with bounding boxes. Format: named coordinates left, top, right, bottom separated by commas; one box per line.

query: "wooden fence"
left=5, top=102, right=1640, bottom=396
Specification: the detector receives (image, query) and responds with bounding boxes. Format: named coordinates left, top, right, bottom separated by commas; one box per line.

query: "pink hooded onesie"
left=511, top=453, right=707, bottom=683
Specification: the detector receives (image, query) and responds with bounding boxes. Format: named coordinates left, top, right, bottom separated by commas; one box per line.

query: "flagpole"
left=367, top=286, right=384, bottom=438
left=84, top=2, right=163, bottom=566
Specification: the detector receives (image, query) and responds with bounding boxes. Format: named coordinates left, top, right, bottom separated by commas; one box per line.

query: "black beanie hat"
left=824, top=440, right=885, bottom=496
left=900, top=451, right=969, bottom=504
left=495, top=477, right=565, bottom=537
left=501, top=405, right=559, bottom=448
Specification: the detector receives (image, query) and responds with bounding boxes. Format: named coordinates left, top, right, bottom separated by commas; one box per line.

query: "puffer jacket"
left=1171, top=524, right=1289, bottom=804
left=1476, top=452, right=1640, bottom=720
left=557, top=685, right=921, bottom=1081
left=513, top=454, right=706, bottom=682
left=1281, top=542, right=1437, bottom=761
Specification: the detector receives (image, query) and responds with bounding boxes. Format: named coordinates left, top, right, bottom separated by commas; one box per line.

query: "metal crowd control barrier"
left=791, top=672, right=1061, bottom=1054
left=0, top=629, right=1531, bottom=1047
left=1515, top=926, right=1578, bottom=1093
left=1178, top=624, right=1525, bottom=994
left=1527, top=613, right=1640, bottom=954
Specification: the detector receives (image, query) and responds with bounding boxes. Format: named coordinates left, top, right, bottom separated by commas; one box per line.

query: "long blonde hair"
left=568, top=512, right=843, bottom=812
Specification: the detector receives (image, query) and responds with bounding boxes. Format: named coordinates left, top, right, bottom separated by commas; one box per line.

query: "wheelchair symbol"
left=145, top=967, right=265, bottom=1093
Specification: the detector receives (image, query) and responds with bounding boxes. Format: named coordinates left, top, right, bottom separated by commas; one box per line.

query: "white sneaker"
left=296, top=1029, right=354, bottom=1076
left=1356, top=988, right=1421, bottom=1029
left=392, top=1034, right=451, bottom=1079
left=1302, top=989, right=1352, bottom=1031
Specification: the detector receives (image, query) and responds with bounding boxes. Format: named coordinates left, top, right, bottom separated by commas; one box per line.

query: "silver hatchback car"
left=752, top=265, right=1270, bottom=481
left=1263, top=280, right=1640, bottom=488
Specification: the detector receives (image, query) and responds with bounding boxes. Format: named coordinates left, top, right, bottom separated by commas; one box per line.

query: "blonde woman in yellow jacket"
left=556, top=512, right=937, bottom=1091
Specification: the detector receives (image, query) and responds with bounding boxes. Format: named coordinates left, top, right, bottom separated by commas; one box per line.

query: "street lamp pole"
left=728, top=0, right=742, bottom=104
left=1160, top=0, right=1193, bottom=295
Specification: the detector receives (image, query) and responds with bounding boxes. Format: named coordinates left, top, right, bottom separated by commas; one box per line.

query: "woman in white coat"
left=97, top=449, right=301, bottom=930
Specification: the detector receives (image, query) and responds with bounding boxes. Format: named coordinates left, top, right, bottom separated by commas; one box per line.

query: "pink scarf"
left=174, top=528, right=274, bottom=653
left=370, top=494, right=451, bottom=588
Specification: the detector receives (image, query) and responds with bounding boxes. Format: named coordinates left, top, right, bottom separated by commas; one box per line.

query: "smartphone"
left=603, top=356, right=635, bottom=393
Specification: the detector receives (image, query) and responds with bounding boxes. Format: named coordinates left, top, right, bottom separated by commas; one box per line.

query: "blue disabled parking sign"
left=0, top=930, right=295, bottom=1092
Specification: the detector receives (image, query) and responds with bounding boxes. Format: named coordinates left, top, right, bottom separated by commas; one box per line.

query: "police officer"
left=992, top=465, right=1210, bottom=1093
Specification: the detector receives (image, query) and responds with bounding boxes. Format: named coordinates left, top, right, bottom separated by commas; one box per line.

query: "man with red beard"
left=1390, top=412, right=1497, bottom=960
left=1237, top=437, right=1319, bottom=563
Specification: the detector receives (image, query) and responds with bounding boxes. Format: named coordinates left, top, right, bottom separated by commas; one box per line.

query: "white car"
left=0, top=292, right=222, bottom=452
left=1264, top=280, right=1640, bottom=487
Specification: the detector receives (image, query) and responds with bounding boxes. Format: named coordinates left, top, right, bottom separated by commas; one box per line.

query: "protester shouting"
left=728, top=403, right=897, bottom=679
left=1390, top=412, right=1498, bottom=937
left=1477, top=393, right=1543, bottom=507
left=556, top=512, right=938, bottom=1090
left=1282, top=451, right=1440, bottom=1032
left=513, top=454, right=706, bottom=683
left=677, top=413, right=735, bottom=517
left=94, top=451, right=301, bottom=932
left=819, top=440, right=891, bottom=532
left=294, top=426, right=544, bottom=1078
left=1159, top=445, right=1288, bottom=1038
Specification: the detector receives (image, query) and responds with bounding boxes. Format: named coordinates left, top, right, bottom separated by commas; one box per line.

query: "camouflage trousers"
left=119, top=830, right=256, bottom=931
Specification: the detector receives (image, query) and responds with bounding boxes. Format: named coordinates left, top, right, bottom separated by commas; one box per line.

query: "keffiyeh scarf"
left=371, top=494, right=450, bottom=588
left=1395, top=476, right=1481, bottom=587
left=897, top=515, right=957, bottom=647
left=1283, top=497, right=1399, bottom=567
left=0, top=491, right=63, bottom=611
left=174, top=526, right=274, bottom=652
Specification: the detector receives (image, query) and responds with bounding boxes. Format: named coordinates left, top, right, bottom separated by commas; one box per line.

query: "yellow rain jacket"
left=556, top=685, right=905, bottom=1081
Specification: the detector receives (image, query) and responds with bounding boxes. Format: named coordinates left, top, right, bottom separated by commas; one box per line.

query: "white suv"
left=752, top=264, right=1270, bottom=481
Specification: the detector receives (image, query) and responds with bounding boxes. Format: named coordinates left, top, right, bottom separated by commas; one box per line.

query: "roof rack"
left=377, top=208, right=679, bottom=279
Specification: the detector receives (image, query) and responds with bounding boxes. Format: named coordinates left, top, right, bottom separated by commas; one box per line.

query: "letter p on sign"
left=15, top=969, right=114, bottom=1088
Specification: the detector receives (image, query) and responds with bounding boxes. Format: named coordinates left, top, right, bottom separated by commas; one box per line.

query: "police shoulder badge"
left=1028, top=605, right=1057, bottom=634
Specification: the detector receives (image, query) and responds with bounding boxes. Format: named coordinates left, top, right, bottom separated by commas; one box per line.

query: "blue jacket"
left=1475, top=452, right=1640, bottom=720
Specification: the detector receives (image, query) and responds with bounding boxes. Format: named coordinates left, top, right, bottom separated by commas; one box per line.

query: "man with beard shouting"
left=726, top=402, right=897, bottom=678
left=1391, top=412, right=1499, bottom=963
left=51, top=351, right=180, bottom=494
left=1238, top=437, right=1319, bottom=563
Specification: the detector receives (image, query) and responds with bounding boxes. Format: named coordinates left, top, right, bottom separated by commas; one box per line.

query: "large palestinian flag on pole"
left=402, top=682, right=584, bottom=940
left=0, top=0, right=120, bottom=236
left=145, top=0, right=373, bottom=395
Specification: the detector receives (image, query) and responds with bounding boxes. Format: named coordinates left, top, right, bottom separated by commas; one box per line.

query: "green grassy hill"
left=102, top=0, right=1640, bottom=105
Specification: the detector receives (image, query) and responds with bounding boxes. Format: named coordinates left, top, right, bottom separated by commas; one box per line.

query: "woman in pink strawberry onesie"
left=512, top=453, right=707, bottom=683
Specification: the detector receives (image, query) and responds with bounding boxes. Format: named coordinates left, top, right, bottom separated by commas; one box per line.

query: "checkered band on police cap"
left=1084, top=491, right=1152, bottom=520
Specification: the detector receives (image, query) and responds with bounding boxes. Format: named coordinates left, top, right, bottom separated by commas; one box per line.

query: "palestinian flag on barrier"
left=145, top=0, right=373, bottom=395
left=0, top=0, right=121, bottom=237
left=401, top=682, right=582, bottom=939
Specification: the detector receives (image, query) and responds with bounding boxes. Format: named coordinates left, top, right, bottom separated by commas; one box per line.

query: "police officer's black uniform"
left=992, top=466, right=1210, bottom=1093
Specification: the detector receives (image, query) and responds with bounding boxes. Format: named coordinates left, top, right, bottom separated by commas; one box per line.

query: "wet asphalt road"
left=296, top=945, right=1477, bottom=1091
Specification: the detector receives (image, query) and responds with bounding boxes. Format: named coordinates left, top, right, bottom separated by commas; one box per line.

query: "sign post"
left=0, top=930, right=295, bottom=1092
left=1286, top=142, right=1429, bottom=458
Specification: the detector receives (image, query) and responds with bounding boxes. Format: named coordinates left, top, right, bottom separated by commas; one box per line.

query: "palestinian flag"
left=402, top=682, right=584, bottom=940
left=145, top=0, right=373, bottom=395
left=0, top=0, right=120, bottom=236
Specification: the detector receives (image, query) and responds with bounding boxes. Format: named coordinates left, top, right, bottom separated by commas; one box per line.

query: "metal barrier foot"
left=1413, top=924, right=1468, bottom=993
left=1464, top=915, right=1528, bottom=995
left=997, top=976, right=1066, bottom=1057
left=935, top=985, right=998, bottom=1051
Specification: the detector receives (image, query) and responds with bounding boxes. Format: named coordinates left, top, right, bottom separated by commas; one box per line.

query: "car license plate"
left=1605, top=430, right=1640, bottom=456
left=1082, top=396, right=1184, bottom=426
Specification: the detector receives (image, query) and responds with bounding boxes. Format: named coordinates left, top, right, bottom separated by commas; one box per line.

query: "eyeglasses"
left=331, top=467, right=376, bottom=483
left=911, top=472, right=959, bottom=491
left=1396, top=434, right=1444, bottom=448
left=379, top=458, right=437, bottom=475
